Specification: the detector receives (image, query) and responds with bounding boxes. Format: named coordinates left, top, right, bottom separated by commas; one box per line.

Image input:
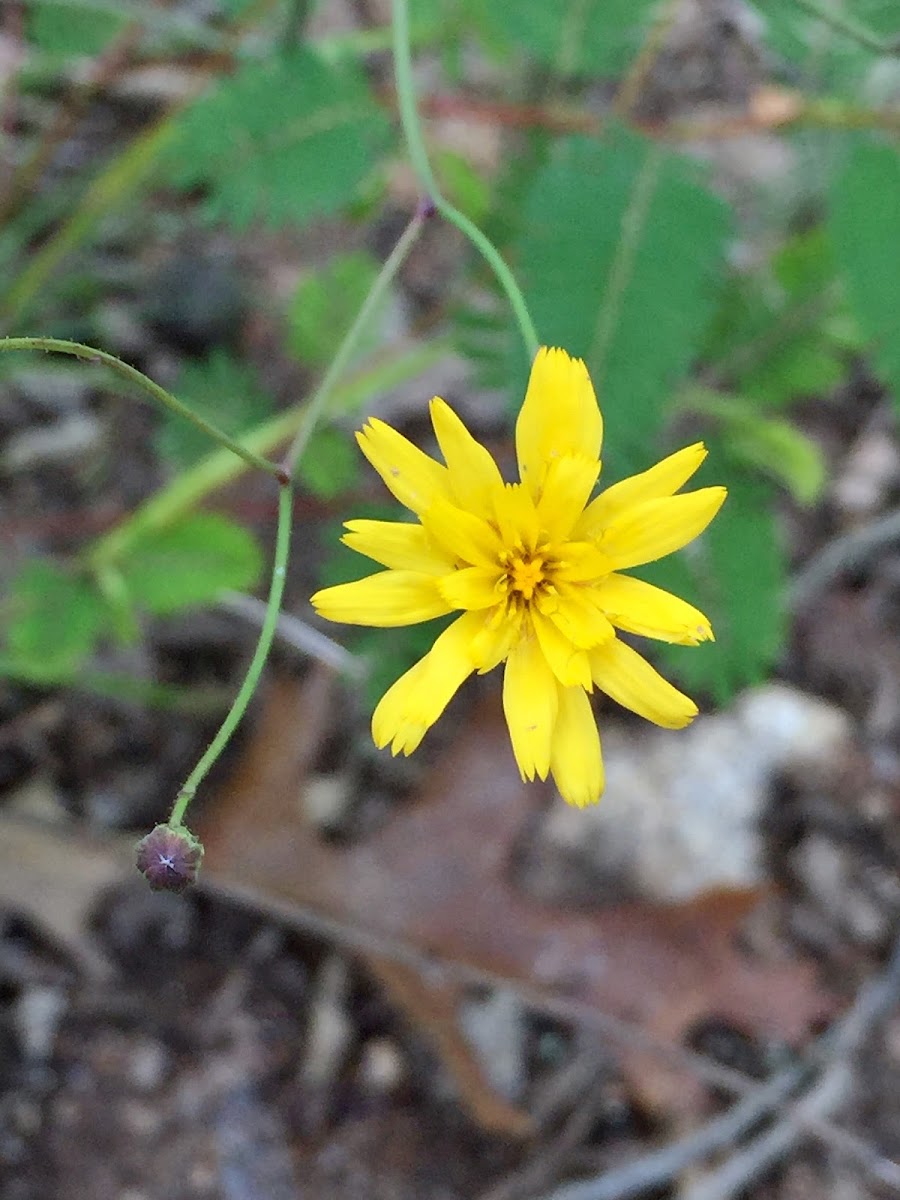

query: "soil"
left=2, top=4, right=900, bottom=1199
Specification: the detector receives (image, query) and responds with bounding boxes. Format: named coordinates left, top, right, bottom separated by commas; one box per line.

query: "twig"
left=682, top=1067, right=852, bottom=1200
left=536, top=1061, right=807, bottom=1200
left=681, top=936, right=900, bottom=1200
left=788, top=507, right=900, bottom=613
left=535, top=938, right=900, bottom=1200
left=481, top=1056, right=615, bottom=1200
left=218, top=591, right=365, bottom=678
left=202, top=872, right=768, bottom=1102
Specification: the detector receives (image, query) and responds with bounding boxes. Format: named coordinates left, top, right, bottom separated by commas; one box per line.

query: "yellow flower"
left=311, top=347, right=726, bottom=807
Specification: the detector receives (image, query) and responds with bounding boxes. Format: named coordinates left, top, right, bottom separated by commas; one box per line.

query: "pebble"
left=535, top=683, right=854, bottom=904
left=459, top=988, right=526, bottom=1103
left=14, top=986, right=66, bottom=1062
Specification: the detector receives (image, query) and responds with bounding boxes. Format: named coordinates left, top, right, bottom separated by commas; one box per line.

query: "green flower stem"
left=792, top=0, right=900, bottom=54
left=0, top=118, right=181, bottom=326
left=390, top=0, right=540, bottom=361
left=168, top=482, right=293, bottom=829
left=281, top=209, right=427, bottom=473
left=87, top=338, right=449, bottom=569
left=0, top=337, right=285, bottom=481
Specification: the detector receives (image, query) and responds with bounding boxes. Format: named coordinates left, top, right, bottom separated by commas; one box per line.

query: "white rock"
left=537, top=684, right=853, bottom=903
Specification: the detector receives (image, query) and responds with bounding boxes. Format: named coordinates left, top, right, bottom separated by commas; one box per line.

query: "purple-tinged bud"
left=135, top=824, right=203, bottom=893
left=417, top=196, right=438, bottom=220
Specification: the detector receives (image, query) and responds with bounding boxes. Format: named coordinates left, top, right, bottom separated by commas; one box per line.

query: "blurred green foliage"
left=156, top=352, right=275, bottom=469
left=4, top=0, right=900, bottom=706
left=166, top=49, right=390, bottom=229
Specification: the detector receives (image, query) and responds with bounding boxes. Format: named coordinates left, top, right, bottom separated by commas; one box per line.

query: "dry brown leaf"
left=200, top=671, right=834, bottom=1127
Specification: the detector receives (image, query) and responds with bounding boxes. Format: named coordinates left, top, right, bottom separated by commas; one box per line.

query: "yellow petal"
left=503, top=633, right=558, bottom=781
left=357, top=418, right=453, bottom=516
left=438, top=565, right=504, bottom=611
left=516, top=347, right=602, bottom=499
left=575, top=442, right=709, bottom=539
left=311, top=570, right=451, bottom=627
left=371, top=611, right=482, bottom=754
left=469, top=607, right=522, bottom=672
left=595, top=573, right=714, bottom=645
left=537, top=454, right=601, bottom=542
left=421, top=495, right=502, bottom=567
left=554, top=541, right=612, bottom=584
left=539, top=583, right=616, bottom=649
left=550, top=685, right=604, bottom=807
left=531, top=608, right=592, bottom=689
left=492, top=482, right=540, bottom=555
left=342, top=519, right=452, bottom=574
left=600, top=487, right=727, bottom=570
left=430, top=398, right=505, bottom=511
left=589, top=637, right=698, bottom=728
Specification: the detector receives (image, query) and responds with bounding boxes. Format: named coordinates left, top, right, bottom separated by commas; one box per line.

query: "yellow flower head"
left=311, top=347, right=726, bottom=807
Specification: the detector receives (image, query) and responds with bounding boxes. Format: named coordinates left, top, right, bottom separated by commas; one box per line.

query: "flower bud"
left=135, top=824, right=203, bottom=893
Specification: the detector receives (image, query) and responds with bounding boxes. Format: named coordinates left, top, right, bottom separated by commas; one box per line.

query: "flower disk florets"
left=311, top=347, right=726, bottom=807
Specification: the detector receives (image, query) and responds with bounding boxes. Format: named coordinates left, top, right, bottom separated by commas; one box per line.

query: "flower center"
left=508, top=553, right=545, bottom=601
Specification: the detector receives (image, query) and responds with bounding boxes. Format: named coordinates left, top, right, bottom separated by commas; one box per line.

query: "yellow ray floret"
left=310, top=346, right=727, bottom=807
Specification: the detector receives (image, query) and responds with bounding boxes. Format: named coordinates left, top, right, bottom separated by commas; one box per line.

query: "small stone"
left=134, top=824, right=203, bottom=893
left=532, top=683, right=854, bottom=905
left=14, top=987, right=65, bottom=1061
left=459, top=988, right=526, bottom=1102
left=357, top=1037, right=404, bottom=1094
left=302, top=772, right=354, bottom=833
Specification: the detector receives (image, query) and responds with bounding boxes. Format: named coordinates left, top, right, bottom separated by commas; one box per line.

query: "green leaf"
left=297, top=426, right=361, bottom=500
left=5, top=560, right=103, bottom=678
left=513, top=128, right=729, bottom=475
left=434, top=149, right=492, bottom=224
left=120, top=514, right=263, bottom=615
left=749, top=0, right=894, bottom=90
left=829, top=137, right=900, bottom=412
left=156, top=352, right=274, bottom=469
left=166, top=48, right=390, bottom=229
left=287, top=251, right=385, bottom=367
left=641, top=470, right=786, bottom=702
left=683, top=389, right=826, bottom=505
left=703, top=227, right=849, bottom=407
left=475, top=0, right=662, bottom=76
left=27, top=0, right=128, bottom=56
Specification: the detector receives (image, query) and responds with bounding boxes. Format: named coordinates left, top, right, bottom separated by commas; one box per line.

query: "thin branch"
left=788, top=507, right=900, bottom=612
left=218, top=591, right=365, bottom=678
left=681, top=935, right=900, bottom=1200
left=538, top=937, right=900, bottom=1200
left=537, top=1063, right=807, bottom=1200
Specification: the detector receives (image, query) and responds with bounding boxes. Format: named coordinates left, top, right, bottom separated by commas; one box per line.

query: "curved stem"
left=87, top=339, right=448, bottom=569
left=281, top=207, right=427, bottom=473
left=391, top=0, right=540, bottom=361
left=168, top=482, right=293, bottom=828
left=0, top=336, right=286, bottom=480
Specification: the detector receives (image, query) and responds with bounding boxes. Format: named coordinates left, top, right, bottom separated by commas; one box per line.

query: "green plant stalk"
left=164, top=219, right=448, bottom=829
left=0, top=118, right=181, bottom=326
left=390, top=0, right=540, bottom=361
left=792, top=0, right=900, bottom=54
left=168, top=483, right=293, bottom=828
left=0, top=337, right=285, bottom=480
left=282, top=210, right=427, bottom=472
left=88, top=338, right=448, bottom=568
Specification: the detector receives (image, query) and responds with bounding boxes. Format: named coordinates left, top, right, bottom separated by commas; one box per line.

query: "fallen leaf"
left=199, top=671, right=835, bottom=1126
